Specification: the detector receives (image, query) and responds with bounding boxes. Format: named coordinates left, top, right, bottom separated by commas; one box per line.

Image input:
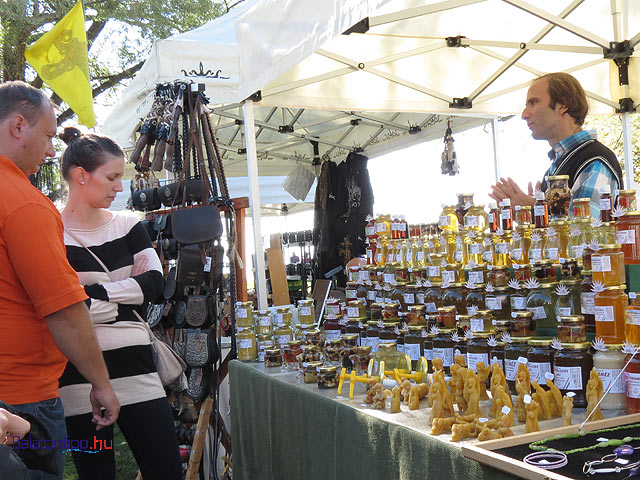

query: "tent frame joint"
left=343, top=17, right=369, bottom=35
left=409, top=125, right=422, bottom=134
left=616, top=98, right=635, bottom=114
left=446, top=36, right=467, bottom=48
left=247, top=91, right=262, bottom=102
left=278, top=125, right=294, bottom=133
left=449, top=97, right=473, bottom=109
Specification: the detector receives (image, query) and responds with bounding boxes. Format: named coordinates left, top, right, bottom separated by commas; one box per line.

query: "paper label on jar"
left=545, top=247, right=559, bottom=260
left=383, top=273, right=395, bottom=284
left=486, top=297, right=503, bottom=311
left=395, top=253, right=403, bottom=263
left=534, top=205, right=546, bottom=217
left=236, top=308, right=248, bottom=319
left=530, top=248, right=542, bottom=261
left=379, top=338, right=397, bottom=346
left=391, top=222, right=399, bottom=232
left=625, top=372, right=640, bottom=398
left=488, top=212, right=495, bottom=223
left=346, top=289, right=357, bottom=300
left=258, top=317, right=271, bottom=327
left=442, top=270, right=456, bottom=283
left=432, top=347, right=454, bottom=367
left=376, top=296, right=385, bottom=304
left=347, top=307, right=360, bottom=318
left=375, top=253, right=383, bottom=263
left=617, top=230, right=636, bottom=245
left=581, top=292, right=596, bottom=314
left=505, top=358, right=518, bottom=381
left=396, top=344, right=405, bottom=354
left=300, top=306, right=312, bottom=317
left=465, top=215, right=480, bottom=227
left=627, top=310, right=640, bottom=326
left=358, top=270, right=369, bottom=282
left=403, top=293, right=415, bottom=304
left=528, top=306, right=547, bottom=320
left=416, top=293, right=426, bottom=304
left=439, top=216, right=451, bottom=226
left=274, top=313, right=284, bottom=326
left=511, top=248, right=522, bottom=260
left=425, top=302, right=437, bottom=313
left=416, top=251, right=425, bottom=262
left=324, top=330, right=342, bottom=341
left=428, top=266, right=440, bottom=277
left=405, top=251, right=413, bottom=264
left=595, top=305, right=615, bottom=322
left=424, top=348, right=433, bottom=361
left=496, top=242, right=509, bottom=254
left=469, top=243, right=482, bottom=254
left=367, top=250, right=374, bottom=262
left=375, top=222, right=387, bottom=233
left=483, top=251, right=493, bottom=262
left=369, top=337, right=380, bottom=353
left=491, top=356, right=504, bottom=371
left=367, top=290, right=377, bottom=301
left=387, top=253, right=394, bottom=263
left=597, top=368, right=625, bottom=394
left=365, top=226, right=376, bottom=237
left=600, top=197, right=612, bottom=210
left=592, top=255, right=612, bottom=272
left=404, top=343, right=422, bottom=360
left=558, top=307, right=572, bottom=316
left=501, top=209, right=511, bottom=220
left=276, top=334, right=292, bottom=346
left=511, top=296, right=526, bottom=310
left=468, top=271, right=484, bottom=284
left=528, top=362, right=552, bottom=383
left=554, top=365, right=583, bottom=390
left=470, top=317, right=485, bottom=332
left=454, top=251, right=463, bottom=262
left=571, top=244, right=585, bottom=258
left=467, top=353, right=489, bottom=372
left=238, top=338, right=254, bottom=349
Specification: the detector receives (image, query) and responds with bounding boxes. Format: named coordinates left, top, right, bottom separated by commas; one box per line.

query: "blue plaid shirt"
left=548, top=130, right=619, bottom=218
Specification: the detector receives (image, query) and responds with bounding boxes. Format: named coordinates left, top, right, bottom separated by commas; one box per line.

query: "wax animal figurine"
left=475, top=361, right=491, bottom=400
left=562, top=394, right=574, bottom=426
left=545, top=378, right=563, bottom=417
left=464, top=369, right=481, bottom=416
left=525, top=397, right=540, bottom=433
left=390, top=386, right=401, bottom=413
left=585, top=369, right=605, bottom=422
left=531, top=381, right=552, bottom=420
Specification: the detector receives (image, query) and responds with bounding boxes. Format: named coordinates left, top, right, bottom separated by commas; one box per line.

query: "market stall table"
left=229, top=361, right=626, bottom=479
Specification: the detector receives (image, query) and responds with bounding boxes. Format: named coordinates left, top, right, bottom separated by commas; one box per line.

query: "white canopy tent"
left=105, top=0, right=640, bottom=308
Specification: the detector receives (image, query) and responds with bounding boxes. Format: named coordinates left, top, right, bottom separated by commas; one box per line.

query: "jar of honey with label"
left=594, top=284, right=628, bottom=344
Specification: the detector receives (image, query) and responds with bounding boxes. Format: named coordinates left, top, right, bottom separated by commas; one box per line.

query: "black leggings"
left=65, top=398, right=182, bottom=480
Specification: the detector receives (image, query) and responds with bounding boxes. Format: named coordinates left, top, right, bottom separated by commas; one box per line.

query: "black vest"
left=540, top=139, right=623, bottom=191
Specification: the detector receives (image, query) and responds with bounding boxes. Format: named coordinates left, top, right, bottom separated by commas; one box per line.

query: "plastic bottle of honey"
left=500, top=198, right=513, bottom=231
left=533, top=192, right=549, bottom=228
left=488, top=202, right=499, bottom=233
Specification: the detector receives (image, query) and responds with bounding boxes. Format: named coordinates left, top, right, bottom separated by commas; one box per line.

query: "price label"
left=595, top=305, right=615, bottom=322
left=238, top=338, right=253, bottom=349
left=581, top=292, right=596, bottom=314
left=592, top=255, right=612, bottom=272
left=496, top=242, right=510, bottom=254
left=383, top=273, right=395, bottom=284
left=428, top=266, right=440, bottom=277
left=375, top=222, right=386, bottom=233
left=600, top=197, right=611, bottom=210
left=468, top=271, right=484, bottom=284
left=425, top=302, right=437, bottom=313
left=501, top=209, right=511, bottom=220
left=469, top=243, right=482, bottom=254
left=486, top=297, right=502, bottom=311
left=511, top=297, right=526, bottom=310
left=403, top=293, right=415, bottom=304
left=545, top=247, right=559, bottom=260
left=534, top=205, right=546, bottom=217
left=555, top=366, right=583, bottom=390
left=367, top=290, right=377, bottom=301
left=597, top=368, right=625, bottom=394
left=236, top=308, right=248, bottom=319
left=528, top=306, right=547, bottom=320
left=439, top=216, right=451, bottom=226
left=530, top=248, right=542, bottom=260
left=300, top=306, right=312, bottom=316
left=558, top=307, right=572, bottom=316
left=627, top=310, right=640, bottom=326
left=470, top=318, right=485, bottom=332
left=511, top=248, right=522, bottom=260
left=617, top=230, right=636, bottom=245
left=416, top=293, right=425, bottom=304
left=442, top=271, right=456, bottom=283
left=465, top=215, right=479, bottom=227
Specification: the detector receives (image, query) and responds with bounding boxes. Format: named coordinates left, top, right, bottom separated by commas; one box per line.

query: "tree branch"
left=86, top=20, right=106, bottom=51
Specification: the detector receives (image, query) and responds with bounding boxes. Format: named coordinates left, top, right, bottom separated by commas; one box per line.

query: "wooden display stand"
left=462, top=413, right=640, bottom=480
left=266, top=233, right=290, bottom=306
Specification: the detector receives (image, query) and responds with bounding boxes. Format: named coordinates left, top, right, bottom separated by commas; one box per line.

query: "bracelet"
left=523, top=451, right=568, bottom=470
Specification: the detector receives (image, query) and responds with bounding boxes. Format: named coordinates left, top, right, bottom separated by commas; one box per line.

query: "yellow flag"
left=25, top=0, right=95, bottom=127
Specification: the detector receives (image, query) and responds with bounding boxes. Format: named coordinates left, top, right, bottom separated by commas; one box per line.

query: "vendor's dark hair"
left=536, top=72, right=589, bottom=126
left=0, top=80, right=51, bottom=125
left=60, top=126, right=124, bottom=180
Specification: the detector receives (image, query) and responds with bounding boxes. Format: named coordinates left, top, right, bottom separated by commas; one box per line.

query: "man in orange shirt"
left=0, top=81, right=120, bottom=479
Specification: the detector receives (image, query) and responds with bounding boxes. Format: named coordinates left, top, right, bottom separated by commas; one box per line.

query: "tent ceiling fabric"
left=104, top=0, right=639, bottom=175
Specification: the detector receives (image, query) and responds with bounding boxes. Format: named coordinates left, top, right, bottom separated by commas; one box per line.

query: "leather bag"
left=176, top=245, right=205, bottom=287
left=185, top=295, right=213, bottom=328
left=184, top=328, right=219, bottom=367
left=131, top=187, right=161, bottom=212
left=170, top=205, right=222, bottom=245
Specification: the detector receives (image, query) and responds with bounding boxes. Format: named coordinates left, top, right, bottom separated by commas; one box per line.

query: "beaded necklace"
left=529, top=423, right=640, bottom=454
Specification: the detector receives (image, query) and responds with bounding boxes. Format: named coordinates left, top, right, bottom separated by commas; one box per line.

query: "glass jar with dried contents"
left=265, top=348, right=282, bottom=368
left=511, top=311, right=536, bottom=337
left=317, top=365, right=339, bottom=389
left=557, top=315, right=587, bottom=343
left=303, top=361, right=323, bottom=384
left=545, top=175, right=571, bottom=219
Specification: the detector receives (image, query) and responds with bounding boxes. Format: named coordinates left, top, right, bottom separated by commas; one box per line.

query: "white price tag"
left=534, top=205, right=546, bottom=217
left=428, top=266, right=440, bottom=277
left=518, top=356, right=528, bottom=364
left=439, top=215, right=451, bottom=226
left=595, top=305, right=615, bottom=323
left=545, top=372, right=555, bottom=381
left=545, top=247, right=559, bottom=260
left=403, top=293, right=415, bottom=304
left=530, top=248, right=542, bottom=260
left=442, top=270, right=456, bottom=283
left=469, top=243, right=482, bottom=254
left=496, top=242, right=509, bottom=254
left=592, top=255, right=612, bottom=272
left=465, top=216, right=479, bottom=227
left=236, top=308, right=248, bottom=319
left=558, top=307, right=572, bottom=316
left=528, top=306, right=547, bottom=320
left=383, top=273, right=395, bottom=284
left=204, top=256, right=212, bottom=272
left=417, top=251, right=425, bottom=262
left=486, top=297, right=502, bottom=311
left=470, top=318, right=485, bottom=332
left=468, top=271, right=484, bottom=284
left=501, top=406, right=511, bottom=415
left=627, top=310, right=640, bottom=326
left=617, top=230, right=636, bottom=245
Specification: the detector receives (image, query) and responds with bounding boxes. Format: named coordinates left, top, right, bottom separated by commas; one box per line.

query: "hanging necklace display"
left=583, top=444, right=640, bottom=475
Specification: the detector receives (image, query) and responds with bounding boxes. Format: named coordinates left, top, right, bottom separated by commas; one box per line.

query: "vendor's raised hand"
left=490, top=177, right=535, bottom=207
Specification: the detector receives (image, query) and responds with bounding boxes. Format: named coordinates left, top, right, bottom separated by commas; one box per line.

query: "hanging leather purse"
left=184, top=327, right=219, bottom=367
left=172, top=328, right=187, bottom=360
left=185, top=294, right=214, bottom=328
left=186, top=366, right=211, bottom=401
left=163, top=267, right=182, bottom=301
left=171, top=300, right=187, bottom=328
left=146, top=302, right=166, bottom=328
left=171, top=205, right=222, bottom=245
left=176, top=245, right=205, bottom=287
left=131, top=187, right=161, bottom=212
left=158, top=181, right=181, bottom=207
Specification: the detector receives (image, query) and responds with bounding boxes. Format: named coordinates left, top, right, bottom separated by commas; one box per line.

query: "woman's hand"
left=0, top=408, right=30, bottom=444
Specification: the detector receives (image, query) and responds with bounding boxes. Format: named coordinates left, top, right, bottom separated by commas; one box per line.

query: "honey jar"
left=592, top=244, right=625, bottom=286
left=297, top=299, right=315, bottom=325
left=616, top=211, right=640, bottom=264
left=236, top=327, right=257, bottom=361
left=595, top=285, right=628, bottom=344
left=235, top=301, right=254, bottom=328
left=553, top=342, right=593, bottom=408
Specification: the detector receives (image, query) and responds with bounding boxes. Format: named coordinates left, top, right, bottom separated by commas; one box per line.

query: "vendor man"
left=489, top=72, right=623, bottom=217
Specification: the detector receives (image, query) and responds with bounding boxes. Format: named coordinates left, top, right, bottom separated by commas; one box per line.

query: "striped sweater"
left=59, top=212, right=165, bottom=417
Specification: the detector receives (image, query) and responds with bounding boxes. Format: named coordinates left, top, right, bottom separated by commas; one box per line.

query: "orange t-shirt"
left=0, top=154, right=87, bottom=404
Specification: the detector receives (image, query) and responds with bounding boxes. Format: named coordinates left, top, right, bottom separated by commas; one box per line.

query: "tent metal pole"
left=243, top=99, right=268, bottom=309
left=492, top=118, right=501, bottom=182
left=622, top=111, right=635, bottom=190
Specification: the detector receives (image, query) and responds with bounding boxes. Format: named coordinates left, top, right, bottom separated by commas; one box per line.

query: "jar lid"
left=521, top=205, right=532, bottom=211
left=600, top=344, right=623, bottom=351
left=560, top=342, right=591, bottom=350
left=622, top=211, right=640, bottom=217
left=436, top=328, right=456, bottom=334
left=509, top=336, right=532, bottom=343
left=367, top=321, right=380, bottom=327
left=560, top=279, right=580, bottom=285
left=305, top=345, right=320, bottom=352
left=276, top=307, right=291, bottom=313
left=582, top=270, right=593, bottom=275
left=257, top=310, right=270, bottom=315
left=573, top=197, right=591, bottom=203
left=408, top=305, right=426, bottom=311
left=257, top=334, right=274, bottom=341
left=573, top=217, right=592, bottom=224
left=604, top=285, right=627, bottom=291
left=379, top=343, right=398, bottom=351
left=371, top=303, right=386, bottom=309
left=383, top=322, right=400, bottom=327
left=619, top=190, right=636, bottom=194
left=495, top=286, right=512, bottom=292
left=357, top=345, right=372, bottom=353
left=534, top=259, right=554, bottom=266
left=549, top=218, right=569, bottom=225
left=476, top=309, right=493, bottom=316
left=326, top=339, right=342, bottom=346
left=528, top=338, right=554, bottom=346
left=559, top=315, right=584, bottom=323
left=341, top=334, right=359, bottom=341
left=348, top=300, right=366, bottom=306
left=305, top=361, right=323, bottom=368
left=492, top=265, right=510, bottom=270
left=318, top=365, right=338, bottom=373
left=512, top=311, right=533, bottom=317
left=298, top=299, right=314, bottom=305
left=438, top=306, right=457, bottom=313
left=547, top=175, right=569, bottom=180
left=471, top=332, right=492, bottom=338
left=236, top=301, right=252, bottom=306
left=449, top=282, right=464, bottom=288
left=538, top=282, right=558, bottom=288
left=288, top=340, right=302, bottom=347
left=408, top=326, right=425, bottom=332
left=494, top=319, right=510, bottom=325
left=265, top=348, right=281, bottom=354
left=324, top=314, right=339, bottom=320
left=457, top=314, right=471, bottom=320
left=599, top=244, right=622, bottom=250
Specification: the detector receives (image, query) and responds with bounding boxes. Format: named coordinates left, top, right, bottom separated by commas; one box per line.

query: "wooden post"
left=185, top=396, right=214, bottom=480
